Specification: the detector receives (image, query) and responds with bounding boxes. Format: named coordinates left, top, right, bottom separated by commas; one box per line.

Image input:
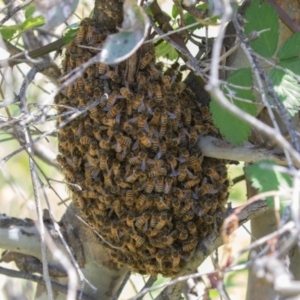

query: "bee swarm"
left=55, top=18, right=229, bottom=277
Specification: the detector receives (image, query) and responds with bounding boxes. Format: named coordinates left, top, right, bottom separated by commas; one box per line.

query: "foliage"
left=245, top=160, right=292, bottom=208
left=0, top=7, right=44, bottom=41
left=210, top=68, right=257, bottom=145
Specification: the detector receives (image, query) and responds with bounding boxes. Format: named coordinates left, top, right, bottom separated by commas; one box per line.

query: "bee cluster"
left=55, top=18, right=229, bottom=277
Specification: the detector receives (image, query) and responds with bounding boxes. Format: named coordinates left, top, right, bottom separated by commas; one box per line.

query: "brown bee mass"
left=55, top=18, right=230, bottom=277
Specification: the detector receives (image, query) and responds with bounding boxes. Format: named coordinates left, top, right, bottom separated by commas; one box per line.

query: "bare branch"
left=0, top=266, right=93, bottom=300
left=198, top=135, right=296, bottom=167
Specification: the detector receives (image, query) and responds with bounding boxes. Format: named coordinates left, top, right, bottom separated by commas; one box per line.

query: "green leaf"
left=245, top=160, right=292, bottom=208
left=269, top=67, right=300, bottom=116
left=0, top=25, right=18, bottom=40
left=245, top=0, right=278, bottom=58
left=156, top=40, right=178, bottom=60
left=63, top=23, right=80, bottom=44
left=100, top=0, right=149, bottom=64
left=25, top=6, right=36, bottom=19
left=20, top=16, right=45, bottom=31
left=210, top=68, right=257, bottom=145
left=184, top=13, right=203, bottom=30
left=172, top=4, right=179, bottom=18
left=277, top=32, right=300, bottom=60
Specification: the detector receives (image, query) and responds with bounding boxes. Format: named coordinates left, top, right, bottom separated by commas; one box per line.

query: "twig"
left=0, top=94, right=108, bottom=166
left=0, top=266, right=92, bottom=300
left=0, top=0, right=33, bottom=25
left=198, top=136, right=297, bottom=167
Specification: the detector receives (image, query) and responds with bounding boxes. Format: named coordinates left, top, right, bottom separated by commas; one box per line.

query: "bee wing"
left=138, top=101, right=146, bottom=113
left=167, top=112, right=177, bottom=119
left=176, top=156, right=187, bottom=163
left=132, top=140, right=139, bottom=151
left=170, top=170, right=179, bottom=177
left=186, top=169, right=196, bottom=179
left=141, top=159, right=146, bottom=171
left=207, top=189, right=218, bottom=195
left=155, top=150, right=162, bottom=159
left=115, top=113, right=121, bottom=124
left=129, top=117, right=138, bottom=124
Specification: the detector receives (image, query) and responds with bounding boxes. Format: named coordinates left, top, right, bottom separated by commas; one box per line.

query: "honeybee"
left=120, top=87, right=133, bottom=101
left=111, top=221, right=119, bottom=241
left=74, top=196, right=85, bottom=209
left=149, top=107, right=160, bottom=126
left=186, top=221, right=197, bottom=235
left=149, top=212, right=159, bottom=228
left=133, top=93, right=145, bottom=113
left=148, top=167, right=167, bottom=178
left=126, top=98, right=133, bottom=116
left=125, top=190, right=134, bottom=207
left=76, top=77, right=84, bottom=92
left=154, top=211, right=168, bottom=230
left=92, top=126, right=102, bottom=141
left=105, top=90, right=118, bottom=109
left=189, top=127, right=198, bottom=146
left=72, top=155, right=82, bottom=168
left=89, top=106, right=99, bottom=122
left=164, top=154, right=176, bottom=173
left=142, top=177, right=154, bottom=194
left=154, top=176, right=164, bottom=193
left=155, top=249, right=164, bottom=269
left=137, top=130, right=152, bottom=148
left=125, top=213, right=135, bottom=229
left=207, top=168, right=220, bottom=181
left=82, top=190, right=98, bottom=199
left=188, top=155, right=202, bottom=172
left=204, top=215, right=214, bottom=224
left=106, top=102, right=122, bottom=119
left=87, top=141, right=98, bottom=156
left=103, top=171, right=113, bottom=187
left=139, top=52, right=154, bottom=69
left=172, top=198, right=180, bottom=214
left=116, top=148, right=127, bottom=161
left=161, top=75, right=171, bottom=89
left=159, top=110, right=168, bottom=137
left=182, top=237, right=198, bottom=252
left=150, top=135, right=159, bottom=152
left=86, top=20, right=95, bottom=43
left=88, top=167, right=100, bottom=180
left=182, top=209, right=194, bottom=222
left=199, top=183, right=216, bottom=196
left=98, top=151, right=109, bottom=172
left=126, top=240, right=136, bottom=253
left=136, top=193, right=147, bottom=210
left=86, top=66, right=95, bottom=80
left=149, top=63, right=161, bottom=80
left=101, top=117, right=116, bottom=127
left=75, top=22, right=87, bottom=44
left=79, top=136, right=92, bottom=145
left=162, top=230, right=178, bottom=246
left=163, top=177, right=173, bottom=194
left=135, top=211, right=151, bottom=230
left=132, top=233, right=145, bottom=247
left=114, top=175, right=130, bottom=189
left=56, top=154, right=68, bottom=169
left=137, top=113, right=149, bottom=131
left=171, top=249, right=180, bottom=269
left=110, top=160, right=120, bottom=177
left=97, top=62, right=107, bottom=75
left=179, top=197, right=193, bottom=215
left=200, top=106, right=212, bottom=123
left=112, top=200, right=125, bottom=218
left=104, top=70, right=120, bottom=83
left=99, top=139, right=111, bottom=151
left=178, top=228, right=188, bottom=241
left=184, top=178, right=200, bottom=189
left=154, top=83, right=162, bottom=101
left=125, top=168, right=141, bottom=183
left=183, top=108, right=192, bottom=126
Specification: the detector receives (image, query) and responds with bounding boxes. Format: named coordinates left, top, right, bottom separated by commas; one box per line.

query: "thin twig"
left=0, top=266, right=93, bottom=300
